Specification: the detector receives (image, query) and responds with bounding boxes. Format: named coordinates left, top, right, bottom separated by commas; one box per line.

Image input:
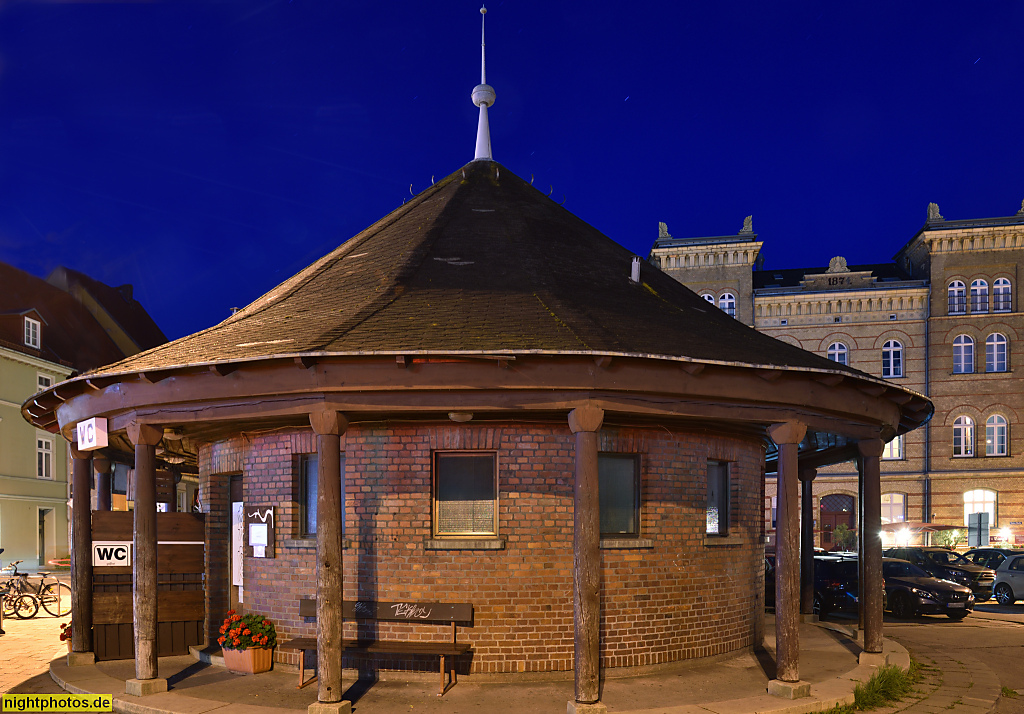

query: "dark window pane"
left=599, top=455, right=638, bottom=536
left=302, top=454, right=319, bottom=536
left=706, top=460, right=729, bottom=535
left=435, top=454, right=496, bottom=535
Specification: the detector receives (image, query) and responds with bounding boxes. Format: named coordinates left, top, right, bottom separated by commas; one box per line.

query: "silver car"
left=993, top=553, right=1024, bottom=606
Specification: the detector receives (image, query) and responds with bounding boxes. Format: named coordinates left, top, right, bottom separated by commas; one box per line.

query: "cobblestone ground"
left=0, top=610, right=69, bottom=694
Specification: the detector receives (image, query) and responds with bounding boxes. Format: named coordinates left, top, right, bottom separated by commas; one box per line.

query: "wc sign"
left=93, top=541, right=132, bottom=567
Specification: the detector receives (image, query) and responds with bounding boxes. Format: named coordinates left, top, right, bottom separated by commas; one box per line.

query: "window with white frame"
left=952, top=335, right=974, bottom=374
left=24, top=317, right=40, bottom=349
left=701, top=293, right=715, bottom=304
left=971, top=279, right=989, bottom=313
left=963, top=489, right=997, bottom=528
left=947, top=281, right=966, bottom=315
left=986, top=333, right=1008, bottom=373
left=36, top=436, right=53, bottom=480
left=433, top=452, right=497, bottom=537
left=993, top=278, right=1012, bottom=312
left=882, top=435, right=904, bottom=460
left=37, top=374, right=52, bottom=392
left=986, top=415, right=1008, bottom=456
left=953, top=416, right=974, bottom=457
left=881, top=493, right=906, bottom=524
left=882, top=340, right=903, bottom=378
left=718, top=292, right=737, bottom=318
left=827, top=342, right=848, bottom=365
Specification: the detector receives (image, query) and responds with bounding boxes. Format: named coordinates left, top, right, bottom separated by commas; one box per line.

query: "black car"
left=813, top=555, right=861, bottom=617
left=882, top=557, right=974, bottom=619
left=884, top=547, right=995, bottom=601
left=964, top=547, right=1024, bottom=572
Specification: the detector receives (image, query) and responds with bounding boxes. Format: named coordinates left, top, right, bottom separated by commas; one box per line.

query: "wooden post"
left=70, top=446, right=93, bottom=653
left=767, top=422, right=806, bottom=685
left=858, top=438, right=884, bottom=654
left=94, top=456, right=112, bottom=512
left=310, top=410, right=348, bottom=707
left=798, top=467, right=816, bottom=616
left=128, top=422, right=163, bottom=683
left=568, top=404, right=604, bottom=709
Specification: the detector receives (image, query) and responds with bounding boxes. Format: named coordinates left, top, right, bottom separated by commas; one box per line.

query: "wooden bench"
left=279, top=598, right=473, bottom=696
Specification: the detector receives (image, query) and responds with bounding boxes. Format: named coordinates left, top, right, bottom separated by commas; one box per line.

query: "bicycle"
left=1, top=579, right=40, bottom=619
left=0, top=559, right=71, bottom=617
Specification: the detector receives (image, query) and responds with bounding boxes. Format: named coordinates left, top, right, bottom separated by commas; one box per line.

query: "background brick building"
left=651, top=201, right=1024, bottom=549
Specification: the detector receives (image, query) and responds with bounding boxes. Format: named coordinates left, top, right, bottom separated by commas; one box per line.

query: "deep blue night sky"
left=1, top=1, right=1022, bottom=340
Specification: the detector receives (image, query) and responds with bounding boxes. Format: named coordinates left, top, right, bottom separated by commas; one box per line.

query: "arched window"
left=953, top=415, right=974, bottom=457
left=986, top=333, right=1008, bottom=372
left=986, top=415, right=1008, bottom=456
left=701, top=293, right=715, bottom=304
left=963, top=488, right=997, bottom=528
left=971, top=279, right=989, bottom=313
left=718, top=292, right=737, bottom=318
left=882, top=340, right=903, bottom=378
left=827, top=342, right=848, bottom=365
left=994, top=278, right=1012, bottom=312
left=952, top=335, right=974, bottom=374
left=881, top=493, right=906, bottom=524
left=947, top=280, right=966, bottom=315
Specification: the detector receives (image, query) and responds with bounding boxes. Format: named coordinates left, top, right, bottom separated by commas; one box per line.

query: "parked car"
left=812, top=555, right=861, bottom=617
left=882, top=557, right=974, bottom=619
left=964, top=547, right=1024, bottom=572
left=993, top=553, right=1024, bottom=606
left=884, top=547, right=995, bottom=601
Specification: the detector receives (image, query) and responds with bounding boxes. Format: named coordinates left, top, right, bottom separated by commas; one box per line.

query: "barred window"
left=993, top=278, right=1012, bottom=312
left=971, top=279, right=989, bottom=313
left=947, top=281, right=966, bottom=315
left=434, top=452, right=497, bottom=537
left=718, top=292, right=737, bottom=318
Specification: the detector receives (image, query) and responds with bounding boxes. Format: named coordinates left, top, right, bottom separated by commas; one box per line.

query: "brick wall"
left=200, top=422, right=765, bottom=674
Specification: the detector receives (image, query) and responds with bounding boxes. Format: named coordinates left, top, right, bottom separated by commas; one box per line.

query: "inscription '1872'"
left=391, top=603, right=433, bottom=619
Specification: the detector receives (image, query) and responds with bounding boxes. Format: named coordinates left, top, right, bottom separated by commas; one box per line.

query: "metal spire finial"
left=471, top=5, right=495, bottom=161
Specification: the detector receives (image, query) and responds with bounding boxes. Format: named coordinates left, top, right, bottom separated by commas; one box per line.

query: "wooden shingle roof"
left=85, top=161, right=862, bottom=378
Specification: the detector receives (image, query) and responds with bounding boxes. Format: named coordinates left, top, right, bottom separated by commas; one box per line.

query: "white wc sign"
left=76, top=417, right=109, bottom=451
left=93, top=541, right=132, bottom=566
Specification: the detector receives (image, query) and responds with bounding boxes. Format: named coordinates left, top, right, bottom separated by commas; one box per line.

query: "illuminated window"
left=881, top=493, right=906, bottom=524
left=952, top=335, right=974, bottom=374
left=882, top=435, right=904, bottom=460
left=986, top=333, right=1007, bottom=373
left=953, top=416, right=974, bottom=457
left=882, top=340, right=903, bottom=378
left=701, top=293, right=715, bottom=304
left=963, top=488, right=996, bottom=528
left=986, top=415, right=1008, bottom=457
left=947, top=281, right=966, bottom=315
left=971, top=279, right=989, bottom=313
left=434, top=452, right=497, bottom=537
left=827, top=342, right=848, bottom=365
left=705, top=460, right=731, bottom=536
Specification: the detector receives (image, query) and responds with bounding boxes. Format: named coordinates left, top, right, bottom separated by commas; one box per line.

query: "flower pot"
left=66, top=641, right=72, bottom=653
left=222, top=646, right=273, bottom=674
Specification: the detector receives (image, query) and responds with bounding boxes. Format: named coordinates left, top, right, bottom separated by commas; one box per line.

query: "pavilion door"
left=820, top=494, right=855, bottom=551
left=230, top=475, right=244, bottom=608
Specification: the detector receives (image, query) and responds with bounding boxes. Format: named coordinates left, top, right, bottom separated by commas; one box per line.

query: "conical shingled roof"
left=86, top=160, right=861, bottom=378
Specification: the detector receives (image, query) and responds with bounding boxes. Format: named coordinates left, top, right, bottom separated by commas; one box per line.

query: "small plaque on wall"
left=245, top=506, right=275, bottom=558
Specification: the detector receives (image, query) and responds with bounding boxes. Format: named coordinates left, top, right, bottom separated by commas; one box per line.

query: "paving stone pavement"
left=0, top=610, right=69, bottom=693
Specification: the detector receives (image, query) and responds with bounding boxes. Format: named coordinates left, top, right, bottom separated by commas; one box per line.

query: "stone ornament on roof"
left=739, top=215, right=753, bottom=234
left=658, top=222, right=672, bottom=239
left=827, top=256, right=849, bottom=273
left=1017, top=199, right=1024, bottom=216
left=927, top=202, right=944, bottom=222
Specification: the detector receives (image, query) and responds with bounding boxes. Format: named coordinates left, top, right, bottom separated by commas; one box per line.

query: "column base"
left=767, top=679, right=811, bottom=699
left=567, top=701, right=607, bottom=714
left=67, top=651, right=96, bottom=667
left=125, top=678, right=168, bottom=697
left=308, top=701, right=352, bottom=714
left=799, top=613, right=819, bottom=623
left=859, top=651, right=886, bottom=666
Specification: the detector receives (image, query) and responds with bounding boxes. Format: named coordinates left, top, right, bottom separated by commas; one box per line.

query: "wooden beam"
left=857, top=384, right=887, bottom=397
left=680, top=362, right=705, bottom=375
left=139, top=371, right=172, bottom=384
left=295, top=356, right=318, bottom=370
left=209, top=363, right=237, bottom=377
left=813, top=374, right=844, bottom=387
left=757, top=369, right=783, bottom=382
left=593, top=356, right=612, bottom=369
left=396, top=355, right=410, bottom=368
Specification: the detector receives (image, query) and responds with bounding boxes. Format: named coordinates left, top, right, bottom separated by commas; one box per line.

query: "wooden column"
left=858, top=438, right=884, bottom=654
left=70, top=446, right=93, bottom=653
left=767, top=422, right=806, bottom=684
left=94, top=456, right=112, bottom=512
left=568, top=404, right=604, bottom=708
left=798, top=467, right=816, bottom=616
left=128, top=423, right=163, bottom=682
left=310, top=410, right=348, bottom=706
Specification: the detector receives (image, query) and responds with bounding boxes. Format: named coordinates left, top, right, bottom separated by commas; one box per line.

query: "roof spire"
left=471, top=5, right=495, bottom=161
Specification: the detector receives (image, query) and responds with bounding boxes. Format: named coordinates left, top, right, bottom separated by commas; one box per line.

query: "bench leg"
left=439, top=655, right=445, bottom=697
left=297, top=650, right=317, bottom=690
